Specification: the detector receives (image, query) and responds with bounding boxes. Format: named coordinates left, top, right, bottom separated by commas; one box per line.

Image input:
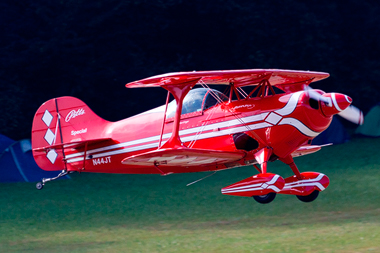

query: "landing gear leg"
left=251, top=147, right=279, bottom=204
left=36, top=170, right=70, bottom=190
left=280, top=156, right=302, bottom=180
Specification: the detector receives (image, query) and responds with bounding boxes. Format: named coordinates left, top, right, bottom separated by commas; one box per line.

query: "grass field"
left=1, top=137, right=380, bottom=252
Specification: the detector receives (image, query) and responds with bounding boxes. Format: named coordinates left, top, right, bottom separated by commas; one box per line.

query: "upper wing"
left=121, top=147, right=246, bottom=168
left=126, top=69, right=329, bottom=92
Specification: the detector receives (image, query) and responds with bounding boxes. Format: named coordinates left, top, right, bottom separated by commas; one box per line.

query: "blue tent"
left=355, top=103, right=380, bottom=137
left=0, top=134, right=70, bottom=182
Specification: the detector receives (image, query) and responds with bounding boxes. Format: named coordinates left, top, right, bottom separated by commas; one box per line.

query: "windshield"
left=166, top=88, right=227, bottom=118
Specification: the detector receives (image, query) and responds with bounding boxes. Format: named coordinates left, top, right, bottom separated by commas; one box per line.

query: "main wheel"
left=36, top=182, right=44, bottom=190
left=253, top=192, right=276, bottom=204
left=296, top=190, right=319, bottom=202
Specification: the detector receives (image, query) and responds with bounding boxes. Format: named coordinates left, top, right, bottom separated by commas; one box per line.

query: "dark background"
left=1, top=0, right=379, bottom=140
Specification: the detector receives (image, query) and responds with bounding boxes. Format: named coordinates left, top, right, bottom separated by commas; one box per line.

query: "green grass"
left=1, top=137, right=380, bottom=252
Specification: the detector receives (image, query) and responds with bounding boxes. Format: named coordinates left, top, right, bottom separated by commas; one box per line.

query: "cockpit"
left=166, top=88, right=228, bottom=119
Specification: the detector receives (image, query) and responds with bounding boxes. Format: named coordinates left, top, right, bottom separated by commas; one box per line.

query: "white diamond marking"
left=47, top=149, right=58, bottom=164
left=44, top=129, right=56, bottom=145
left=265, top=112, right=282, bottom=125
left=42, top=110, right=53, bottom=127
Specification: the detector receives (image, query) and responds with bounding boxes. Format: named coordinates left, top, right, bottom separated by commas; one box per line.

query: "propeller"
left=338, top=105, right=364, bottom=125
left=304, top=85, right=332, bottom=107
left=304, top=85, right=364, bottom=125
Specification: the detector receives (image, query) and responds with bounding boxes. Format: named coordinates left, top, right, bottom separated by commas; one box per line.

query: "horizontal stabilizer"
left=121, top=147, right=246, bottom=167
left=33, top=138, right=114, bottom=152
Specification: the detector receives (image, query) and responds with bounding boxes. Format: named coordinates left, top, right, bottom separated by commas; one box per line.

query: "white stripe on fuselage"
left=66, top=91, right=319, bottom=164
left=275, top=91, right=303, bottom=116
left=65, top=112, right=269, bottom=162
left=278, top=118, right=319, bottom=137
left=66, top=113, right=270, bottom=163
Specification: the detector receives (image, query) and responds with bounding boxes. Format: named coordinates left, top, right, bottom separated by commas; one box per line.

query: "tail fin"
left=32, top=97, right=111, bottom=171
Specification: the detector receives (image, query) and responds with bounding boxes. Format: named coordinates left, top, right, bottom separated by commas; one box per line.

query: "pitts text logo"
left=65, top=108, right=85, bottom=122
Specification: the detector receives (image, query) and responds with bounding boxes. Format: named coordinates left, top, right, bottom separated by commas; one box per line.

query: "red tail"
left=32, top=97, right=110, bottom=171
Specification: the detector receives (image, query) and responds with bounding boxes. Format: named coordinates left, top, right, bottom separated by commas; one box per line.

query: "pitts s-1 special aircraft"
left=31, top=69, right=363, bottom=204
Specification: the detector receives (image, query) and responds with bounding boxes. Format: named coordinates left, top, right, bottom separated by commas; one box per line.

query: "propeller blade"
left=304, top=85, right=332, bottom=106
left=305, top=85, right=364, bottom=125
left=338, top=105, right=364, bottom=125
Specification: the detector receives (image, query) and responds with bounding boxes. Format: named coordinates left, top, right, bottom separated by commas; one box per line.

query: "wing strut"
left=254, top=147, right=273, bottom=174
left=160, top=78, right=201, bottom=149
left=158, top=91, right=171, bottom=148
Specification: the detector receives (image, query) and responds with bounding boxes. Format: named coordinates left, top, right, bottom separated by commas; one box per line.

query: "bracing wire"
left=188, top=79, right=267, bottom=148
left=187, top=80, right=222, bottom=148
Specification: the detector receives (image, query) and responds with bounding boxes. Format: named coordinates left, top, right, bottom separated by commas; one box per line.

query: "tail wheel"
left=253, top=192, right=276, bottom=204
left=296, top=190, right=319, bottom=202
left=36, top=182, right=44, bottom=190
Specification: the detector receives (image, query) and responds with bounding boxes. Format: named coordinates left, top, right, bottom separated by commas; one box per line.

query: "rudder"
left=32, top=97, right=110, bottom=171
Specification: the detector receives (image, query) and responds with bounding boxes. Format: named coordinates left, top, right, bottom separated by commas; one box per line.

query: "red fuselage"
left=57, top=89, right=332, bottom=174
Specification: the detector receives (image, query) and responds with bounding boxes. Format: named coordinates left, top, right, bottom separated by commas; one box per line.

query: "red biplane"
left=31, top=69, right=363, bottom=204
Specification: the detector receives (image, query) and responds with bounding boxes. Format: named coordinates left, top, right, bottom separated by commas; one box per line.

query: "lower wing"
left=121, top=147, right=246, bottom=168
